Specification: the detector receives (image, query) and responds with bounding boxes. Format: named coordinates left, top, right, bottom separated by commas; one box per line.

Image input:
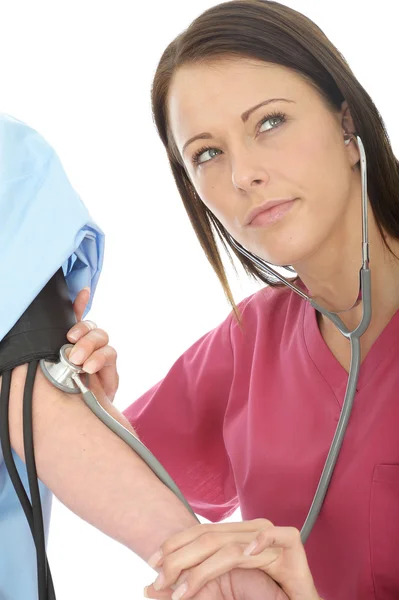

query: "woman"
left=70, top=0, right=399, bottom=599
left=130, top=0, right=399, bottom=597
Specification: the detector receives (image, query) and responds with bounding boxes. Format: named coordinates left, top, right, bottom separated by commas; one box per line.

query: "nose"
left=231, top=147, right=270, bottom=192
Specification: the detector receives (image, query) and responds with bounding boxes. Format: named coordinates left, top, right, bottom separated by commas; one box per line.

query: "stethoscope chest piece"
left=40, top=343, right=88, bottom=394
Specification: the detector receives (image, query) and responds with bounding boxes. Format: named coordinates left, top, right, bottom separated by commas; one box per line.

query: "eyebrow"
left=181, top=97, right=295, bottom=156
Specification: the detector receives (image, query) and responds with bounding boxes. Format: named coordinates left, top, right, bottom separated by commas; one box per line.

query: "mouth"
left=245, top=198, right=298, bottom=228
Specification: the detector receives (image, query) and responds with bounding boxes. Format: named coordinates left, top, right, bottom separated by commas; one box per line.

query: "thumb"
left=73, top=287, right=90, bottom=322
left=143, top=586, right=174, bottom=599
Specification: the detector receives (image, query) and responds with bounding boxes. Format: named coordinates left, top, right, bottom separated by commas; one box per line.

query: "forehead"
left=167, top=57, right=315, bottom=149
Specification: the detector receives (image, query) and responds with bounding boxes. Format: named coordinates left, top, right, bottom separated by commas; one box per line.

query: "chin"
left=248, top=246, right=305, bottom=269
left=247, top=229, right=318, bottom=269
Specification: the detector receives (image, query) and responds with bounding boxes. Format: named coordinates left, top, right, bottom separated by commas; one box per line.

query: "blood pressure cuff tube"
left=0, top=268, right=76, bottom=373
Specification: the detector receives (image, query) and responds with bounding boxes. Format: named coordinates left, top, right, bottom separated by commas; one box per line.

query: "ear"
left=340, top=101, right=360, bottom=168
left=340, top=101, right=355, bottom=134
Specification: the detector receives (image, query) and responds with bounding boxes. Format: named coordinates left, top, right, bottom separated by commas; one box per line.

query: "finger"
left=67, top=319, right=98, bottom=343
left=244, top=526, right=302, bottom=557
left=163, top=543, right=276, bottom=600
left=143, top=584, right=174, bottom=599
left=72, top=288, right=90, bottom=322
left=154, top=531, right=260, bottom=590
left=145, top=572, right=189, bottom=599
left=242, top=528, right=316, bottom=599
left=96, top=365, right=119, bottom=402
left=82, top=346, right=117, bottom=374
left=68, top=328, right=109, bottom=365
left=85, top=348, right=119, bottom=402
left=158, top=519, right=272, bottom=560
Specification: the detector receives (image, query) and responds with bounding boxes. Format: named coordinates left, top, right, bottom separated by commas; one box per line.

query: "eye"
left=258, top=111, right=286, bottom=134
left=191, top=146, right=221, bottom=166
left=190, top=110, right=287, bottom=167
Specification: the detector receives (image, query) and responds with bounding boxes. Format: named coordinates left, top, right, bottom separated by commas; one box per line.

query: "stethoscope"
left=40, top=346, right=199, bottom=522
left=227, top=133, right=371, bottom=542
left=40, top=132, right=370, bottom=556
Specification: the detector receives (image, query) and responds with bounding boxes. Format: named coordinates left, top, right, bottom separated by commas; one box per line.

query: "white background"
left=0, top=1, right=398, bottom=598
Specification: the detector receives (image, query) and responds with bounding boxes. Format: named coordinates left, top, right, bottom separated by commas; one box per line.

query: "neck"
left=294, top=216, right=399, bottom=332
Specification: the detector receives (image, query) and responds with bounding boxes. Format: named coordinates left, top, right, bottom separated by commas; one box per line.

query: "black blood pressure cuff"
left=0, top=269, right=76, bottom=373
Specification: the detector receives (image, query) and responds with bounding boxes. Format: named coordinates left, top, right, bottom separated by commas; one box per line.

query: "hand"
left=144, top=520, right=320, bottom=600
left=146, top=568, right=290, bottom=600
left=65, top=287, right=119, bottom=401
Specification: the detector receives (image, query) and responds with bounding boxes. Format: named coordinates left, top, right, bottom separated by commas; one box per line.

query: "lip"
left=244, top=198, right=297, bottom=226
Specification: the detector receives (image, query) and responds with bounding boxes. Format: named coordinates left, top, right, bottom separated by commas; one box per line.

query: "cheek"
left=287, top=129, right=348, bottom=206
left=193, top=175, right=236, bottom=226
left=290, top=130, right=330, bottom=178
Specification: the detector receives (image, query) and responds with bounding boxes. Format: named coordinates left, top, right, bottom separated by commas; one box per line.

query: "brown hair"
left=151, top=0, right=399, bottom=320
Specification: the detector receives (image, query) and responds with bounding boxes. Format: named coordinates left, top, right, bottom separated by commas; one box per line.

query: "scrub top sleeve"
left=123, top=311, right=239, bottom=522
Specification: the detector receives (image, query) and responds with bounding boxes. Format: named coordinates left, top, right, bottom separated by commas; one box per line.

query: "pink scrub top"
left=123, top=284, right=399, bottom=600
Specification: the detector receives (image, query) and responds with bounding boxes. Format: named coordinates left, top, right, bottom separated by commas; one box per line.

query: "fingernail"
left=67, top=329, right=81, bottom=342
left=153, top=572, right=165, bottom=590
left=69, top=348, right=85, bottom=364
left=243, top=539, right=258, bottom=556
left=83, top=360, right=96, bottom=374
left=148, top=549, right=163, bottom=568
left=83, top=286, right=90, bottom=294
left=171, top=583, right=188, bottom=600
left=173, top=573, right=188, bottom=589
left=143, top=586, right=149, bottom=598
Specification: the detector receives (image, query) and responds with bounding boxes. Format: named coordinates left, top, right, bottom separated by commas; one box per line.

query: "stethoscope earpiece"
left=344, top=132, right=353, bottom=146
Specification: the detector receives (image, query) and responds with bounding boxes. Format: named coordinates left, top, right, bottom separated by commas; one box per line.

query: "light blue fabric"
left=0, top=112, right=105, bottom=598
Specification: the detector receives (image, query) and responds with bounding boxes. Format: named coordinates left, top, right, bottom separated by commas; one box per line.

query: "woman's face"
left=167, top=57, right=360, bottom=269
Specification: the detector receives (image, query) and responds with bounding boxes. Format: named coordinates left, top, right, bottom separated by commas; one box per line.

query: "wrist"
left=281, top=575, right=320, bottom=600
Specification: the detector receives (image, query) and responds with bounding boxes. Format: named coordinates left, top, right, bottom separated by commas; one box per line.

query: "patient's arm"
left=3, top=366, right=197, bottom=563
left=2, top=364, right=298, bottom=599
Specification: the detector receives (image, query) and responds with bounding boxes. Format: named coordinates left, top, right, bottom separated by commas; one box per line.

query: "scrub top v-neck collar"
left=302, top=297, right=399, bottom=403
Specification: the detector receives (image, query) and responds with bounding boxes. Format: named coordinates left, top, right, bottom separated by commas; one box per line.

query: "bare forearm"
left=5, top=365, right=197, bottom=562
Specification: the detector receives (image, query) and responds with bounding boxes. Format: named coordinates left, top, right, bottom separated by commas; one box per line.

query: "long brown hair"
left=151, top=0, right=399, bottom=320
